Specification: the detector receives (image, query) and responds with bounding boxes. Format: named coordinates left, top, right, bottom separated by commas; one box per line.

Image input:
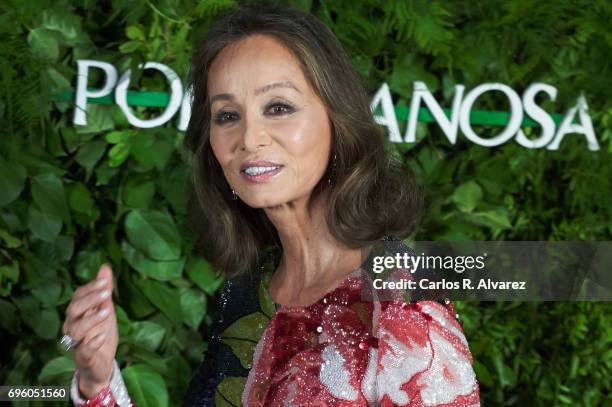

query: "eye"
left=213, top=110, right=239, bottom=125
left=265, top=102, right=295, bottom=116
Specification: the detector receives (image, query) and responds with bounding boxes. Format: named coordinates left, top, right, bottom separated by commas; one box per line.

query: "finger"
left=83, top=307, right=97, bottom=318
left=65, top=288, right=112, bottom=327
left=72, top=264, right=112, bottom=301
left=64, top=306, right=98, bottom=335
left=68, top=306, right=111, bottom=343
left=77, top=330, right=108, bottom=364
left=62, top=307, right=99, bottom=335
left=95, top=264, right=114, bottom=294
left=77, top=316, right=112, bottom=363
left=81, top=314, right=111, bottom=346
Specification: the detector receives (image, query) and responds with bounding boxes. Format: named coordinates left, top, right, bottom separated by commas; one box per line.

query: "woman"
left=61, top=3, right=480, bottom=406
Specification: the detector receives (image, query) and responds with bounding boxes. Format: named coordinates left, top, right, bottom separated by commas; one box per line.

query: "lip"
left=240, top=160, right=282, bottom=172
left=240, top=160, right=284, bottom=183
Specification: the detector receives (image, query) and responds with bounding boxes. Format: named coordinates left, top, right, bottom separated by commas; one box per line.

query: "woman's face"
left=208, top=34, right=332, bottom=208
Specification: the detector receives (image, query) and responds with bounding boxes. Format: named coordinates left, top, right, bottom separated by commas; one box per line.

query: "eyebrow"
left=209, top=81, right=300, bottom=104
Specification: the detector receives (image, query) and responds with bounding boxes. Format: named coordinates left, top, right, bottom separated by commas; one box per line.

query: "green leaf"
left=473, top=360, right=493, bottom=387
left=6, top=351, right=33, bottom=386
left=0, top=299, right=19, bottom=334
left=106, top=130, right=135, bottom=144
left=452, top=181, right=483, bottom=213
left=389, top=53, right=439, bottom=98
left=123, top=364, right=169, bottom=407
left=493, top=352, right=517, bottom=387
left=21, top=256, right=57, bottom=290
left=27, top=205, right=62, bottom=242
left=108, top=141, right=131, bottom=167
left=25, top=308, right=60, bottom=339
left=31, top=173, right=70, bottom=224
left=122, top=240, right=184, bottom=281
left=75, top=250, right=106, bottom=282
left=123, top=272, right=155, bottom=318
left=0, top=211, right=22, bottom=234
left=27, top=28, right=59, bottom=61
left=0, top=260, right=19, bottom=286
left=95, top=160, right=119, bottom=186
left=122, top=179, right=155, bottom=209
left=464, top=208, right=512, bottom=231
left=0, top=228, right=21, bottom=248
left=0, top=157, right=26, bottom=207
left=69, top=182, right=94, bottom=215
left=60, top=127, right=81, bottom=153
left=215, top=376, right=246, bottom=407
left=131, top=321, right=166, bottom=352
left=54, top=234, right=74, bottom=261
left=129, top=348, right=171, bottom=375
left=167, top=356, right=191, bottom=401
left=258, top=279, right=276, bottom=319
left=158, top=163, right=188, bottom=213
left=415, top=147, right=442, bottom=176
left=186, top=257, right=224, bottom=295
left=135, top=277, right=182, bottom=325
left=39, top=356, right=75, bottom=382
left=75, top=140, right=106, bottom=179
left=124, top=209, right=182, bottom=261
left=126, top=25, right=145, bottom=41
left=131, top=136, right=174, bottom=171
left=56, top=283, right=74, bottom=306
left=76, top=105, right=115, bottom=134
left=46, top=66, right=71, bottom=93
left=119, top=40, right=143, bottom=53
left=13, top=295, right=39, bottom=315
left=41, top=9, right=82, bottom=45
left=116, top=305, right=134, bottom=340
left=31, top=282, right=62, bottom=308
left=221, top=312, right=269, bottom=369
left=180, top=287, right=206, bottom=330
left=0, top=260, right=19, bottom=297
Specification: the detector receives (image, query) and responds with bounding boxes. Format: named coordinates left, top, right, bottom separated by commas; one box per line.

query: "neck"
left=263, top=188, right=364, bottom=307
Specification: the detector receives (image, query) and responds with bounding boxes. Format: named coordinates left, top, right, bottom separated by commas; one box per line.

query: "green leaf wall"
left=0, top=0, right=610, bottom=406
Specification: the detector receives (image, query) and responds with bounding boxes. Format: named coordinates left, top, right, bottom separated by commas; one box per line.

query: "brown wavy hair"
left=183, top=2, right=424, bottom=278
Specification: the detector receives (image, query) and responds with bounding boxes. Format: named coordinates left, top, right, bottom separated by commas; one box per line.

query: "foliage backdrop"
left=0, top=0, right=610, bottom=406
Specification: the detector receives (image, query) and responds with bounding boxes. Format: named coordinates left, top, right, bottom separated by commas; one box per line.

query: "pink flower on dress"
left=242, top=271, right=480, bottom=407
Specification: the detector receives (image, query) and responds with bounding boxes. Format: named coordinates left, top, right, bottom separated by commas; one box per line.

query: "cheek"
left=279, top=113, right=332, bottom=180
left=209, top=131, right=232, bottom=167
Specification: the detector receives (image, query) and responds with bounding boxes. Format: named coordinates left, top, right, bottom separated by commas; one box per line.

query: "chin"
left=240, top=194, right=288, bottom=209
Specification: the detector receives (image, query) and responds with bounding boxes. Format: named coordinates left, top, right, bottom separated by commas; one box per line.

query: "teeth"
left=244, top=166, right=279, bottom=176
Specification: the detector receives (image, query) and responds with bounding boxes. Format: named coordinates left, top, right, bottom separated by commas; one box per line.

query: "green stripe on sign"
left=54, top=90, right=170, bottom=107
left=392, top=105, right=565, bottom=127
left=54, top=90, right=570, bottom=127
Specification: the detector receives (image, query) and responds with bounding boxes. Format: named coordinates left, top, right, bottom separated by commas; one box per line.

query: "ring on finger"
left=59, top=334, right=80, bottom=351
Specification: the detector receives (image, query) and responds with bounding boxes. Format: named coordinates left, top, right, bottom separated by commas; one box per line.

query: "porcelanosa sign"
left=73, top=60, right=600, bottom=151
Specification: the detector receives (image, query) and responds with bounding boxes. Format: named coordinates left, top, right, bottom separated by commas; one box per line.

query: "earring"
left=231, top=189, right=238, bottom=200
left=327, top=153, right=337, bottom=185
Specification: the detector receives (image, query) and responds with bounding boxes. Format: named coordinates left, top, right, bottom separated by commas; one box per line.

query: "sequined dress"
left=184, top=236, right=480, bottom=406
left=71, top=237, right=480, bottom=406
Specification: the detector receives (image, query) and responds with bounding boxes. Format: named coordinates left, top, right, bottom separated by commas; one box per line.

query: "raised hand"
left=62, top=264, right=119, bottom=399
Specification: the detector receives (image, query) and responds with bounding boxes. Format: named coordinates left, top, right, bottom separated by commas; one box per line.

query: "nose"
left=241, top=116, right=272, bottom=151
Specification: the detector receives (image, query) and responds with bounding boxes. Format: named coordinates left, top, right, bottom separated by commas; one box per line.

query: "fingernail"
left=99, top=290, right=110, bottom=299
left=98, top=308, right=110, bottom=318
left=94, top=333, right=107, bottom=342
left=95, top=278, right=107, bottom=288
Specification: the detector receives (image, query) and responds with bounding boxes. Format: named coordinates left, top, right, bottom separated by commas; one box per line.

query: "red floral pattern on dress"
left=242, top=270, right=480, bottom=407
